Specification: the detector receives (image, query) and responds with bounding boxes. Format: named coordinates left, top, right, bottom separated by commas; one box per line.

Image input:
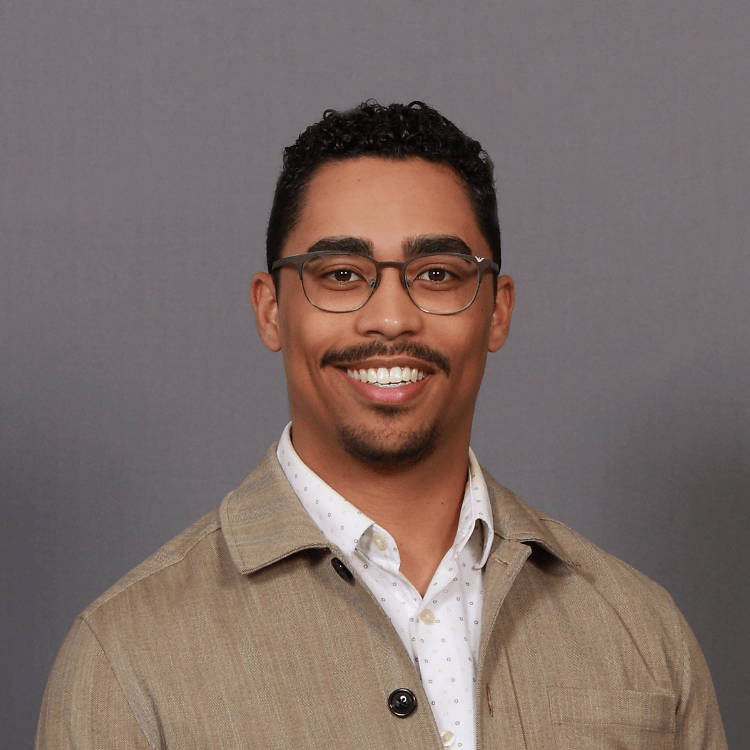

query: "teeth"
left=346, top=366, right=426, bottom=385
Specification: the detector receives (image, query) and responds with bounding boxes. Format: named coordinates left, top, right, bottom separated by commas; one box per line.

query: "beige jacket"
left=36, top=445, right=726, bottom=749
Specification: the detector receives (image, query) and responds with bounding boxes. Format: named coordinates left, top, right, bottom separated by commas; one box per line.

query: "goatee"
left=337, top=421, right=441, bottom=470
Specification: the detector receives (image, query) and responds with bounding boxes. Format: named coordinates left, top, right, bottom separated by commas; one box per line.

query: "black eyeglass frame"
left=271, top=250, right=500, bottom=315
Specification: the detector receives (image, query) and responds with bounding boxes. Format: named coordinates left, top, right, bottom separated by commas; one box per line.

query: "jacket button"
left=330, top=557, right=353, bottom=581
left=387, top=688, right=417, bottom=717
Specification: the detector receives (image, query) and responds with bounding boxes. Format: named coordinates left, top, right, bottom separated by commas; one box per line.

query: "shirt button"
left=373, top=534, right=388, bottom=550
left=387, top=688, right=418, bottom=717
left=419, top=609, right=436, bottom=626
left=440, top=730, right=456, bottom=747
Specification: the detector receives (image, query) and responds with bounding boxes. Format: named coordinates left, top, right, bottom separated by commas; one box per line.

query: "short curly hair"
left=266, top=100, right=501, bottom=272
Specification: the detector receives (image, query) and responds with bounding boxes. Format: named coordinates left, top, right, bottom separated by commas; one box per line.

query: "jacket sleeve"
left=35, top=617, right=154, bottom=750
left=675, top=608, right=727, bottom=750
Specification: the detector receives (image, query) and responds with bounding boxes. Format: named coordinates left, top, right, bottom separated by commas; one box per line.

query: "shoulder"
left=80, top=507, right=223, bottom=622
left=539, top=509, right=682, bottom=624
left=78, top=444, right=324, bottom=634
left=482, top=470, right=685, bottom=637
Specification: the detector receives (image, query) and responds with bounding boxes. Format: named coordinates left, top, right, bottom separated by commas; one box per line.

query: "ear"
left=251, top=272, right=282, bottom=352
left=488, top=275, right=515, bottom=353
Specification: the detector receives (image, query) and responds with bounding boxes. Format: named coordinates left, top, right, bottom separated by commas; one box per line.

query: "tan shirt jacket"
left=36, top=445, right=727, bottom=749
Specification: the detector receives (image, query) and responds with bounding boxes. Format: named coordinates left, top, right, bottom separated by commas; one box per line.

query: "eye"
left=328, top=267, right=363, bottom=283
left=306, top=256, right=373, bottom=291
left=415, top=266, right=455, bottom=283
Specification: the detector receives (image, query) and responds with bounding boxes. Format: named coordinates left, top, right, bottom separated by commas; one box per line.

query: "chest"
left=99, top=545, right=678, bottom=750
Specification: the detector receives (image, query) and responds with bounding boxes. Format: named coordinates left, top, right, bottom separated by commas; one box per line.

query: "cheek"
left=277, top=307, right=345, bottom=386
left=441, top=319, right=493, bottom=395
left=443, top=309, right=494, bottom=361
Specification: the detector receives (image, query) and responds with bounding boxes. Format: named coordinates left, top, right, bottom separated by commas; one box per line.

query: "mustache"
left=321, top=341, right=451, bottom=376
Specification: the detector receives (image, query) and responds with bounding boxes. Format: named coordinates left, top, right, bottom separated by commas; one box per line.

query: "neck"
left=291, top=426, right=471, bottom=596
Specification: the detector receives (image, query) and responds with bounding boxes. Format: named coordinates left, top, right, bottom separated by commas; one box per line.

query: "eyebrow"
left=304, top=235, right=473, bottom=259
left=306, top=237, right=374, bottom=256
left=403, top=236, right=474, bottom=258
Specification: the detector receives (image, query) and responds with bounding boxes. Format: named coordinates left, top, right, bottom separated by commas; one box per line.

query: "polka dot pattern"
left=277, top=424, right=494, bottom=750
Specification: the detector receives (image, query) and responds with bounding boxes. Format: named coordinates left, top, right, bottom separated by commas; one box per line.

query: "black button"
left=331, top=557, right=353, bottom=582
left=388, top=688, right=417, bottom=717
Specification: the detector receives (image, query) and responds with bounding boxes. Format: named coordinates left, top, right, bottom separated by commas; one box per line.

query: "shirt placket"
left=413, top=559, right=472, bottom=748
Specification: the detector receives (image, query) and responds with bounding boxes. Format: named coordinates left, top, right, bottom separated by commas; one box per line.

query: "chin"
left=337, top=421, right=442, bottom=471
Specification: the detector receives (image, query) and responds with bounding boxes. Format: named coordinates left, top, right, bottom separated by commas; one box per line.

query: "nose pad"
left=369, top=272, right=408, bottom=295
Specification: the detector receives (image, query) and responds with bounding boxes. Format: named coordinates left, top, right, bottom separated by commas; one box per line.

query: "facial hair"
left=337, top=420, right=442, bottom=471
left=321, top=340, right=451, bottom=376
left=322, top=340, right=450, bottom=470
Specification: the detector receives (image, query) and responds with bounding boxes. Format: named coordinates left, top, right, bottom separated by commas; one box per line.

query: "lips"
left=340, top=365, right=430, bottom=405
left=323, top=342, right=445, bottom=406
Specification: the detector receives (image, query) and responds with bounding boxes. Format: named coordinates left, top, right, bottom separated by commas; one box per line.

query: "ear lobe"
left=488, top=275, right=515, bottom=353
left=251, top=272, right=282, bottom=352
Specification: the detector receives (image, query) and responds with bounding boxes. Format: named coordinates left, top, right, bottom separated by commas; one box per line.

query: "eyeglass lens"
left=301, top=254, right=482, bottom=314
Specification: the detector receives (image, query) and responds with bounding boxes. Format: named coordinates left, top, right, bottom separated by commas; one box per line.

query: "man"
left=36, top=101, right=726, bottom=749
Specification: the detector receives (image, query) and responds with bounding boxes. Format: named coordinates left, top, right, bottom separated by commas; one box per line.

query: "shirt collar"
left=220, top=444, right=579, bottom=576
left=276, top=422, right=495, bottom=569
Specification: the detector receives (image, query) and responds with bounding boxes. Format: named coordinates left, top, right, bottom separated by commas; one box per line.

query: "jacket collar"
left=482, top=471, right=580, bottom=568
left=221, top=444, right=579, bottom=575
left=220, top=444, right=329, bottom=575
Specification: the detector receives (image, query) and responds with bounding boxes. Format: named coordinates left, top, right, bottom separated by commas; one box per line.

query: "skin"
left=252, top=156, right=514, bottom=596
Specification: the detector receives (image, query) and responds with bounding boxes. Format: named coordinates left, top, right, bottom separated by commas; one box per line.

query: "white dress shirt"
left=277, top=424, right=494, bottom=750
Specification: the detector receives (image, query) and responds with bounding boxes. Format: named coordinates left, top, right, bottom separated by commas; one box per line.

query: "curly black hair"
left=265, top=100, right=501, bottom=272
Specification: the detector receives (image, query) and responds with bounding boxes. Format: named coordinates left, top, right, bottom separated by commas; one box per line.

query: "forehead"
left=282, top=156, right=488, bottom=258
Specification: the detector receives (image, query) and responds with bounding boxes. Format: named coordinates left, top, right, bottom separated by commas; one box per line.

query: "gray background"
left=2, top=0, right=748, bottom=745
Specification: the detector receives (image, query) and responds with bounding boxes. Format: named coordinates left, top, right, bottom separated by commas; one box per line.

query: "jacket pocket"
left=547, top=686, right=676, bottom=750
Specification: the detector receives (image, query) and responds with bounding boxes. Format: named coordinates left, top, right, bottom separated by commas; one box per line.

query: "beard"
left=337, top=414, right=442, bottom=471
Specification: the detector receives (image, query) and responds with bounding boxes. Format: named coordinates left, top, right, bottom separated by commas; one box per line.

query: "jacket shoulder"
left=483, top=471, right=678, bottom=612
left=537, top=508, right=673, bottom=604
left=81, top=507, right=222, bottom=620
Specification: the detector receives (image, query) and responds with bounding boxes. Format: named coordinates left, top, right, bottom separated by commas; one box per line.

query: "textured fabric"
left=36, top=445, right=727, bottom=749
left=277, top=423, right=493, bottom=749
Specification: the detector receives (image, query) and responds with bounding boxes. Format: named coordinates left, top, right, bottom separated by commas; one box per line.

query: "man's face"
left=253, top=156, right=514, bottom=472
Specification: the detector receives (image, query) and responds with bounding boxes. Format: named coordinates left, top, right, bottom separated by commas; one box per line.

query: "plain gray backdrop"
left=2, top=1, right=748, bottom=745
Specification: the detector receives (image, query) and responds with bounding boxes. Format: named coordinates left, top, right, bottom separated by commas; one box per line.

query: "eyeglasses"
left=271, top=251, right=499, bottom=315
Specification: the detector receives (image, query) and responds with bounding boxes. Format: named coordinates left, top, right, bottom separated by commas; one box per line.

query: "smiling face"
left=252, top=156, right=514, bottom=476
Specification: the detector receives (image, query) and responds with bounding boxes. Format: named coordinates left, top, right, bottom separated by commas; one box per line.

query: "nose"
left=354, top=267, right=424, bottom=340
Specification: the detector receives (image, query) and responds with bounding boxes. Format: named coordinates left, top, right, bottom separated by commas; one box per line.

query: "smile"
left=345, top=366, right=426, bottom=386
